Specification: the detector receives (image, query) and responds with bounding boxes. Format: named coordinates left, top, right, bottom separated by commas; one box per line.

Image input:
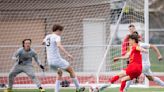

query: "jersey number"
left=46, top=38, right=51, bottom=46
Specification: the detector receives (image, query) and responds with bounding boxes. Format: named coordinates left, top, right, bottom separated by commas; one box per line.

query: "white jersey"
left=43, top=34, right=62, bottom=62
left=139, top=42, right=151, bottom=66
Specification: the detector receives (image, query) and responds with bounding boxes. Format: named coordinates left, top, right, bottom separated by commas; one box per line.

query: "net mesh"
left=0, top=0, right=147, bottom=88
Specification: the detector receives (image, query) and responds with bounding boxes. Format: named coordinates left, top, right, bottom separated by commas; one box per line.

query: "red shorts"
left=125, top=63, right=142, bottom=80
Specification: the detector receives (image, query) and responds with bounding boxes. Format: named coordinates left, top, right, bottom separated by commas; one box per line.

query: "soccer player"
left=43, top=24, right=85, bottom=92
left=122, top=24, right=142, bottom=64
left=110, top=34, right=146, bottom=92
left=121, top=24, right=142, bottom=83
left=5, top=39, right=45, bottom=92
left=125, top=32, right=164, bottom=91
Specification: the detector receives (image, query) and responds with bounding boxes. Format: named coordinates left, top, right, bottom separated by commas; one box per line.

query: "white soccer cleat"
left=99, top=84, right=110, bottom=91
left=89, top=86, right=99, bottom=92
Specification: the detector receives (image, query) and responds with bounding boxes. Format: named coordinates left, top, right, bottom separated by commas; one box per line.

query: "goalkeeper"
left=5, top=39, right=45, bottom=92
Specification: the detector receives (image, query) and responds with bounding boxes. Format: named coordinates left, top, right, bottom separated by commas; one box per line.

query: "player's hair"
left=132, top=31, right=142, bottom=41
left=22, top=39, right=32, bottom=47
left=52, top=24, right=64, bottom=32
left=129, top=34, right=139, bottom=43
left=133, top=31, right=139, bottom=35
left=129, top=24, right=135, bottom=28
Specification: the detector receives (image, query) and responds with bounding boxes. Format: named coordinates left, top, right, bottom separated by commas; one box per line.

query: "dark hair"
left=22, top=39, right=32, bottom=47
left=129, top=34, right=139, bottom=43
left=52, top=24, right=64, bottom=32
left=132, top=31, right=142, bottom=41
left=133, top=31, right=139, bottom=35
left=129, top=24, right=135, bottom=28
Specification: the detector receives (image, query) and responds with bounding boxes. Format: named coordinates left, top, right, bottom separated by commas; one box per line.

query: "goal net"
left=96, top=0, right=148, bottom=88
left=0, top=0, right=148, bottom=89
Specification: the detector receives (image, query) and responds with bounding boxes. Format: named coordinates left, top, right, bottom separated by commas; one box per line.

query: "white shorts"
left=142, top=64, right=152, bottom=76
left=48, top=58, right=70, bottom=70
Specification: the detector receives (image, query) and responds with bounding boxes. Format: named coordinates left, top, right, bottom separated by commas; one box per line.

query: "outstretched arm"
left=150, top=44, right=163, bottom=60
left=33, top=51, right=45, bottom=70
left=33, top=53, right=41, bottom=65
left=12, top=49, right=21, bottom=61
left=114, top=51, right=130, bottom=62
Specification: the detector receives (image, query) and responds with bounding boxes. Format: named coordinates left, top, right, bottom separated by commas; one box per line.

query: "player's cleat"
left=76, top=87, right=85, bottom=92
left=99, top=84, right=110, bottom=91
left=4, top=88, right=13, bottom=92
left=124, top=89, right=128, bottom=92
left=39, top=88, right=46, bottom=92
left=39, top=87, right=46, bottom=92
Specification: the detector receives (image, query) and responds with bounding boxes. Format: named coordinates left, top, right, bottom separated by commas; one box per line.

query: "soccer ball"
left=89, top=84, right=109, bottom=92
left=89, top=86, right=99, bottom=92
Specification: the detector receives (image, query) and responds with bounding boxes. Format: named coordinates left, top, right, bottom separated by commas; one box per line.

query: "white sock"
left=55, top=80, right=61, bottom=92
left=72, top=78, right=80, bottom=89
left=125, top=81, right=132, bottom=90
left=154, top=77, right=164, bottom=86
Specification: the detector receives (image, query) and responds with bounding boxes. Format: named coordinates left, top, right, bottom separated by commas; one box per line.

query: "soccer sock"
left=110, top=75, right=119, bottom=83
left=55, top=80, right=61, bottom=92
left=30, top=76, right=41, bottom=88
left=154, top=77, right=164, bottom=86
left=72, top=78, right=80, bottom=89
left=8, top=74, right=14, bottom=89
left=125, top=80, right=132, bottom=90
left=120, top=81, right=126, bottom=92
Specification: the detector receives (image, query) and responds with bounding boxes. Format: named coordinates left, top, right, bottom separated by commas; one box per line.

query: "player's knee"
left=118, top=70, right=126, bottom=78
left=66, top=67, right=75, bottom=78
left=69, top=70, right=75, bottom=78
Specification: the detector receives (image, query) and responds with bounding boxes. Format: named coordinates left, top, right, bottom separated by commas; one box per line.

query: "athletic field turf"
left=1, top=87, right=164, bottom=92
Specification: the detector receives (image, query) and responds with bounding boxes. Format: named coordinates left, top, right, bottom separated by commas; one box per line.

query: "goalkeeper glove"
left=18, top=60, right=23, bottom=64
left=40, top=65, right=45, bottom=70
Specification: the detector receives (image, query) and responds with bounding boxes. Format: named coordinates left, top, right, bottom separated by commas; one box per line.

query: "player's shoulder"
left=52, top=34, right=61, bottom=41
left=139, top=42, right=145, bottom=44
left=123, top=34, right=130, bottom=41
left=132, top=44, right=139, bottom=50
left=53, top=34, right=61, bottom=38
left=17, top=47, right=24, bottom=52
left=30, top=48, right=36, bottom=53
left=47, top=34, right=60, bottom=38
left=45, top=34, right=51, bottom=38
left=139, top=42, right=149, bottom=46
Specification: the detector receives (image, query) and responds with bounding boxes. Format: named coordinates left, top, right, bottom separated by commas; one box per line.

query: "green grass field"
left=1, top=88, right=164, bottom=92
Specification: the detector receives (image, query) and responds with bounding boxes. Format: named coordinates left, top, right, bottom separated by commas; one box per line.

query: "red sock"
left=120, top=81, right=126, bottom=92
left=110, top=75, right=119, bottom=83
